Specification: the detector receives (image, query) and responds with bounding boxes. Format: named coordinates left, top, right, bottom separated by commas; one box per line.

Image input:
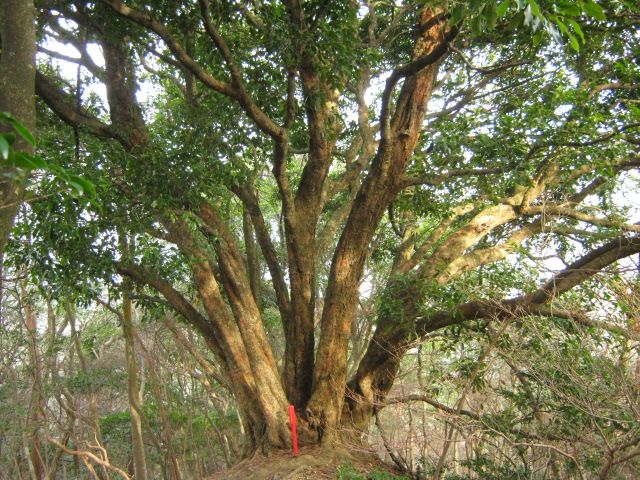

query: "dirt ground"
left=205, top=443, right=398, bottom=480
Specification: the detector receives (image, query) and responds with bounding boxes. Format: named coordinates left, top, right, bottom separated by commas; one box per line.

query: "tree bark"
left=21, top=284, right=45, bottom=480
left=242, top=206, right=261, bottom=305
left=122, top=291, right=149, bottom=480
left=0, top=0, right=36, bottom=251
left=0, top=0, right=36, bottom=318
left=307, top=6, right=452, bottom=440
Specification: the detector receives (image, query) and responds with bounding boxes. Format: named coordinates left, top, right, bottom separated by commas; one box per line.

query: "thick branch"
left=233, top=184, right=291, bottom=319
left=35, top=71, right=120, bottom=144
left=380, top=27, right=457, bottom=141
left=524, top=235, right=640, bottom=305
left=589, top=82, right=639, bottom=98
left=420, top=235, right=640, bottom=334
left=117, top=263, right=219, bottom=348
left=37, top=45, right=105, bottom=80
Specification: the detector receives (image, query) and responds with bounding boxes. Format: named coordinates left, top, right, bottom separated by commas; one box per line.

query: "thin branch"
left=198, top=0, right=244, bottom=86
left=139, top=54, right=186, bottom=95
left=232, top=184, right=291, bottom=319
left=45, top=436, right=131, bottom=480
left=101, top=0, right=284, bottom=139
left=238, top=0, right=265, bottom=30
left=374, top=412, right=411, bottom=473
left=566, top=155, right=640, bottom=182
left=522, top=205, right=640, bottom=233
left=284, top=71, right=297, bottom=128
left=399, top=166, right=504, bottom=188
left=525, top=304, right=639, bottom=340
left=385, top=394, right=479, bottom=419
left=397, top=203, right=476, bottom=275
left=449, top=45, right=532, bottom=74
left=589, top=82, right=639, bottom=98
left=540, top=122, right=640, bottom=149
left=117, top=263, right=219, bottom=348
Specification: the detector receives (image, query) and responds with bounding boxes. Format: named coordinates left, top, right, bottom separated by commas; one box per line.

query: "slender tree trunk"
left=119, top=232, right=149, bottom=480
left=64, top=304, right=109, bottom=480
left=21, top=283, right=45, bottom=480
left=242, top=207, right=261, bottom=305
left=122, top=292, right=149, bottom=480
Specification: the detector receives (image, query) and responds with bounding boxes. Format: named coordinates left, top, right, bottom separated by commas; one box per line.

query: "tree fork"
left=307, top=5, right=453, bottom=440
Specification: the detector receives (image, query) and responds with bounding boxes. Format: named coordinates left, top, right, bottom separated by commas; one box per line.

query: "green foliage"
left=445, top=455, right=528, bottom=479
left=1, top=111, right=95, bottom=197
left=450, top=0, right=609, bottom=51
left=65, top=367, right=127, bottom=394
left=100, top=411, right=132, bottom=439
left=336, top=462, right=409, bottom=480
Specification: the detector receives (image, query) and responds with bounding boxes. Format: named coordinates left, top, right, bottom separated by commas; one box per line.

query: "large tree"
left=22, top=0, right=640, bottom=453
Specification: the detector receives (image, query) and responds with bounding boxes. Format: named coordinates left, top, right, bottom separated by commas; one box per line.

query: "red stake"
left=288, top=405, right=299, bottom=456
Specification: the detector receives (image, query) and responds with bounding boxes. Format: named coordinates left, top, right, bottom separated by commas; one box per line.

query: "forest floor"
left=205, top=443, right=402, bottom=479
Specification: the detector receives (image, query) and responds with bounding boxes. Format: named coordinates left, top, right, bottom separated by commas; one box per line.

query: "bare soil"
left=205, top=444, right=397, bottom=480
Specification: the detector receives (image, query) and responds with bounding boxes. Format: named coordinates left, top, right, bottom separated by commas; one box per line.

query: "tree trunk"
left=122, top=292, right=149, bottom=480
left=21, top=284, right=45, bottom=480
left=161, top=214, right=292, bottom=449
left=307, top=6, right=450, bottom=440
left=0, top=0, right=36, bottom=317
left=0, top=0, right=36, bottom=249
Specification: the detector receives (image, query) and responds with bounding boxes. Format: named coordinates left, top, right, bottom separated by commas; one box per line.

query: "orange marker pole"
left=288, top=405, right=299, bottom=456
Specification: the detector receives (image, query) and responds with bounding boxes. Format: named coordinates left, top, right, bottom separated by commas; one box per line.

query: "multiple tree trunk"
left=25, top=0, right=640, bottom=455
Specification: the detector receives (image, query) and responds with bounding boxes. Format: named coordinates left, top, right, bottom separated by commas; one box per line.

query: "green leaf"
left=450, top=4, right=466, bottom=25
left=470, top=0, right=483, bottom=11
left=0, top=136, right=9, bottom=160
left=497, top=0, right=511, bottom=17
left=532, top=30, right=544, bottom=45
left=567, top=19, right=585, bottom=42
left=584, top=1, right=606, bottom=21
left=13, top=152, right=45, bottom=170
left=1, top=112, right=35, bottom=146
left=27, top=155, right=48, bottom=169
left=67, top=179, right=85, bottom=196
left=13, top=123, right=35, bottom=146
left=472, top=15, right=484, bottom=36
left=12, top=152, right=35, bottom=169
left=556, top=17, right=569, bottom=35
left=558, top=4, right=582, bottom=16
left=556, top=18, right=580, bottom=51
left=567, top=32, right=580, bottom=51
left=68, top=175, right=96, bottom=197
left=528, top=0, right=542, bottom=17
left=485, top=3, right=498, bottom=29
